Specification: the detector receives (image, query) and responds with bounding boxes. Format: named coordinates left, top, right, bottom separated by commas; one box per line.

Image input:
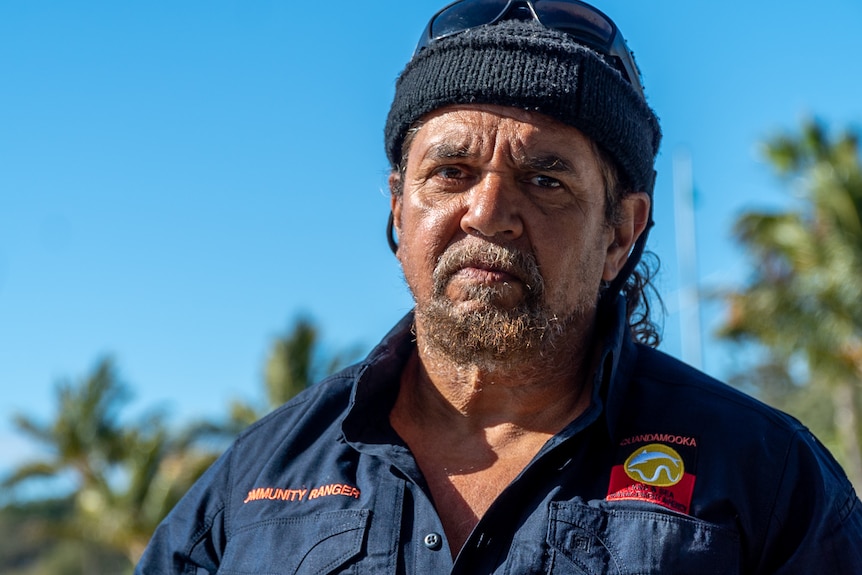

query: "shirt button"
left=423, top=532, right=442, bottom=550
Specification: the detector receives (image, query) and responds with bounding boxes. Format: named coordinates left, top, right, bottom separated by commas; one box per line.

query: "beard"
left=413, top=241, right=593, bottom=369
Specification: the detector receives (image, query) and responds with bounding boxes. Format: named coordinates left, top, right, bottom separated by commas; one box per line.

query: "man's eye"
left=435, top=166, right=465, bottom=179
left=529, top=174, right=563, bottom=188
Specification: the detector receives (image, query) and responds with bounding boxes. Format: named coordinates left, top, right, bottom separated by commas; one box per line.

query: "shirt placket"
left=403, top=478, right=456, bottom=573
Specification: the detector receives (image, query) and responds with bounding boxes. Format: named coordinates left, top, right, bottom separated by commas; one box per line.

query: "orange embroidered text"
left=243, top=487, right=307, bottom=504
left=308, top=483, right=361, bottom=500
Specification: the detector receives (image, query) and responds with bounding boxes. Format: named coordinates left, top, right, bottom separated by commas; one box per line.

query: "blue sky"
left=2, top=0, right=861, bottom=475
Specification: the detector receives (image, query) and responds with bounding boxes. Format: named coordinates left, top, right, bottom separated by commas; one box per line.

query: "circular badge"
left=624, top=443, right=685, bottom=487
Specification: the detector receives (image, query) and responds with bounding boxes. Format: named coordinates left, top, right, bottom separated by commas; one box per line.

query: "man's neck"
left=403, top=342, right=593, bottom=430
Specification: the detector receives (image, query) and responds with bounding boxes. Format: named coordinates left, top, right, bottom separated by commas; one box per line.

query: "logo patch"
left=624, top=443, right=684, bottom=487
left=607, top=434, right=697, bottom=514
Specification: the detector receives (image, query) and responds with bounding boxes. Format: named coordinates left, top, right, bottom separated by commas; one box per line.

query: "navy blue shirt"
left=137, top=302, right=862, bottom=573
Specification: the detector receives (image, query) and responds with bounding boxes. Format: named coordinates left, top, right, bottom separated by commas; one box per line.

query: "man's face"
left=390, top=104, right=647, bottom=366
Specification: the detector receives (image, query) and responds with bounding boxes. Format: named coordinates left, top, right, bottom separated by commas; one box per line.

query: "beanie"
left=384, top=19, right=661, bottom=196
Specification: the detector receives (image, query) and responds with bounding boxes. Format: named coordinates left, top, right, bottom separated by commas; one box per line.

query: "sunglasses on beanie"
left=414, top=0, right=645, bottom=100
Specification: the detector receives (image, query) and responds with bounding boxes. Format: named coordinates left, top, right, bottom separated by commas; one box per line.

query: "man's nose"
left=459, top=173, right=524, bottom=240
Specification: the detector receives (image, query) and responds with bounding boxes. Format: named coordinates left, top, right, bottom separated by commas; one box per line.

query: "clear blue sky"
left=2, top=0, right=861, bottom=474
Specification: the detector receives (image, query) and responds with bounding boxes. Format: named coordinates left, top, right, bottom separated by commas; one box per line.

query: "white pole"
left=673, top=149, right=703, bottom=370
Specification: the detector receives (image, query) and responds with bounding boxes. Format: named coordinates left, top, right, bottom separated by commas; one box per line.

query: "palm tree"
left=4, top=358, right=129, bottom=499
left=717, top=119, right=862, bottom=488
left=3, top=317, right=362, bottom=569
left=70, top=412, right=220, bottom=565
left=4, top=358, right=220, bottom=568
left=229, top=316, right=361, bottom=430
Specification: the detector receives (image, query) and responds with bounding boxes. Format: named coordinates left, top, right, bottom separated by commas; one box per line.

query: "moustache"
left=432, top=242, right=544, bottom=297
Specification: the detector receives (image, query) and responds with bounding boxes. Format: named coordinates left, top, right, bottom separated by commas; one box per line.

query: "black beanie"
left=384, top=19, right=661, bottom=196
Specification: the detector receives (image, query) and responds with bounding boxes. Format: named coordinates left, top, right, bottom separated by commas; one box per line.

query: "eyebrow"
left=423, top=142, right=472, bottom=160
left=423, top=145, right=575, bottom=168
left=420, top=144, right=579, bottom=177
left=519, top=154, right=575, bottom=173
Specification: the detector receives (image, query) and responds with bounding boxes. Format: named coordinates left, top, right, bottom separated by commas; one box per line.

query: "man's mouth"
left=451, top=263, right=522, bottom=286
left=432, top=242, right=542, bottom=302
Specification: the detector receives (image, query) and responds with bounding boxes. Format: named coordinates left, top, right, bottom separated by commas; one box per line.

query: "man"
left=137, top=1, right=862, bottom=573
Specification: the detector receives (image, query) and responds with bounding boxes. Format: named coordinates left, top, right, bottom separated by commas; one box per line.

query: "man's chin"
left=416, top=299, right=561, bottom=366
left=444, top=297, right=516, bottom=317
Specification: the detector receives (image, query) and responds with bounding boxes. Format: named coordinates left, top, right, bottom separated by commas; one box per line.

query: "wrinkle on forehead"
left=419, top=106, right=546, bottom=150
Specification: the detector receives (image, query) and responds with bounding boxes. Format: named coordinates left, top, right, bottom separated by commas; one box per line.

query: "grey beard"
left=414, top=242, right=586, bottom=369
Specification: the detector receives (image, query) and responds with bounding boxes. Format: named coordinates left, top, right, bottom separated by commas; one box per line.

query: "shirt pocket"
left=546, top=501, right=739, bottom=575
left=218, top=509, right=370, bottom=575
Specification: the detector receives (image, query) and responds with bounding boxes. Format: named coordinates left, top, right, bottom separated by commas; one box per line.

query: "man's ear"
left=389, top=172, right=403, bottom=247
left=603, top=192, right=651, bottom=281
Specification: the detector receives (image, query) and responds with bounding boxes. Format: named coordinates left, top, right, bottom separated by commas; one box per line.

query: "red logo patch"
left=607, top=436, right=698, bottom=514
left=607, top=465, right=696, bottom=514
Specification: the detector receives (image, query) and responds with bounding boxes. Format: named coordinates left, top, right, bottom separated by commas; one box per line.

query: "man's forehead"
left=409, top=104, right=594, bottom=160
left=418, top=103, right=577, bottom=133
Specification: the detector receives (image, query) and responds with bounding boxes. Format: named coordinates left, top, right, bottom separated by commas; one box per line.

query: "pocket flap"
left=548, top=502, right=738, bottom=574
left=220, top=509, right=370, bottom=575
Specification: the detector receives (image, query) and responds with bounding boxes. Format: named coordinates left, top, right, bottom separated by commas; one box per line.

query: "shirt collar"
left=341, top=313, right=415, bottom=453
left=594, top=296, right=639, bottom=443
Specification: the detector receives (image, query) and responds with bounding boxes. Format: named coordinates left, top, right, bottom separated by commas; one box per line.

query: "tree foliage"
left=228, top=316, right=360, bottom=430
left=2, top=358, right=220, bottom=570
left=717, top=119, right=862, bottom=488
left=1, top=316, right=361, bottom=574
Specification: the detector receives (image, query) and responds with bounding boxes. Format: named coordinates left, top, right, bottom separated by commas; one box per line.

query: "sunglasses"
left=415, top=0, right=645, bottom=99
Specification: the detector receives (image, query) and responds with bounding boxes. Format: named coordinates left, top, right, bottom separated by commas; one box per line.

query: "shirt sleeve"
left=135, top=445, right=233, bottom=574
left=761, top=429, right=862, bottom=573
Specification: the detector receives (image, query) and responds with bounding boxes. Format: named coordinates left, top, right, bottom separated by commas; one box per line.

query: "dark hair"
left=390, top=124, right=663, bottom=347
left=591, top=141, right=664, bottom=347
left=620, top=251, right=663, bottom=347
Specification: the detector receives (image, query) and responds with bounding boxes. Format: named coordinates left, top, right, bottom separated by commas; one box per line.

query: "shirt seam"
left=759, top=427, right=803, bottom=563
